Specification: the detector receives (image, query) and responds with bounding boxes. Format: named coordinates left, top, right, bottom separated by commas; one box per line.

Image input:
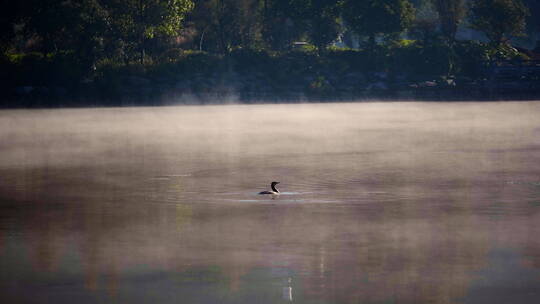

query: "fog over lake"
left=1, top=101, right=540, bottom=304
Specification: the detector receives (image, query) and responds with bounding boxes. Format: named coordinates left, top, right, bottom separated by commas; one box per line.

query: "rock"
left=413, top=80, right=437, bottom=88
left=443, top=78, right=456, bottom=87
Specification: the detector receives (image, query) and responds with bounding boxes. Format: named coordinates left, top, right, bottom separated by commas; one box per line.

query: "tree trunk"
left=368, top=35, right=376, bottom=53
left=199, top=30, right=205, bottom=51
left=138, top=0, right=145, bottom=64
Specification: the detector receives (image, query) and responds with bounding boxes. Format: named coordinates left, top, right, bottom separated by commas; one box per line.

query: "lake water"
left=1, top=102, right=539, bottom=303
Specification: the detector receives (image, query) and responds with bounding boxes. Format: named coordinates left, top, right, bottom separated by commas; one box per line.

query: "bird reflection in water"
left=282, top=277, right=293, bottom=301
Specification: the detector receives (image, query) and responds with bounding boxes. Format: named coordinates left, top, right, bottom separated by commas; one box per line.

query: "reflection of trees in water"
left=290, top=200, right=491, bottom=303
left=523, top=187, right=540, bottom=270
left=0, top=230, right=4, bottom=258
left=524, top=201, right=540, bottom=268
left=27, top=206, right=62, bottom=273
left=3, top=188, right=539, bottom=303
left=475, top=179, right=540, bottom=272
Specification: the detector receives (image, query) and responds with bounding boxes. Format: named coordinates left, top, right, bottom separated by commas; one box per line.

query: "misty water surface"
left=1, top=102, right=540, bottom=304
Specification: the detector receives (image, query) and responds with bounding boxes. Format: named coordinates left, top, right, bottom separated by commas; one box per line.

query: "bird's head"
left=271, top=181, right=280, bottom=186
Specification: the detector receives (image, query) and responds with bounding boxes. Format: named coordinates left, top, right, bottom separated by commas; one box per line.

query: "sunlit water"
left=1, top=102, right=540, bottom=303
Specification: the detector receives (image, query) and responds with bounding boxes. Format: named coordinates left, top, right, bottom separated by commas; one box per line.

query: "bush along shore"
left=2, top=44, right=540, bottom=108
left=2, top=0, right=539, bottom=107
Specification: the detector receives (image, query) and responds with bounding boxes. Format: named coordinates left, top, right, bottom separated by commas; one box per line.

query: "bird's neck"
left=271, top=184, right=279, bottom=193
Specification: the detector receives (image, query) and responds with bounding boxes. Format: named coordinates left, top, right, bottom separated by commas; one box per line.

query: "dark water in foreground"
left=1, top=102, right=539, bottom=304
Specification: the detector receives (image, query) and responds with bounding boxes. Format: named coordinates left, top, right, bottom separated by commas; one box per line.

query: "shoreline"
left=2, top=91, right=540, bottom=109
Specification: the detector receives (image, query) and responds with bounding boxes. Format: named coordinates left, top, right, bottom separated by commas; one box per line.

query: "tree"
left=24, top=1, right=107, bottom=52
left=521, top=0, right=540, bottom=47
left=342, top=0, right=415, bottom=50
left=409, top=0, right=439, bottom=45
left=0, top=1, right=23, bottom=55
left=291, top=0, right=342, bottom=53
left=469, top=0, right=529, bottom=46
left=259, top=0, right=341, bottom=53
left=105, top=0, right=194, bottom=63
left=260, top=0, right=305, bottom=51
left=21, top=0, right=109, bottom=69
left=431, top=0, right=465, bottom=43
left=186, top=0, right=262, bottom=53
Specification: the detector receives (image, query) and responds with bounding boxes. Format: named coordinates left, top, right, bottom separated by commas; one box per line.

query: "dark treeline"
left=1, top=0, right=539, bottom=106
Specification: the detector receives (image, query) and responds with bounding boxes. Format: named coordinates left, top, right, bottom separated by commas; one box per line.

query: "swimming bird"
left=259, top=181, right=280, bottom=198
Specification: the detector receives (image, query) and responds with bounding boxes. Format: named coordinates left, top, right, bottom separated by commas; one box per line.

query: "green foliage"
left=104, top=0, right=194, bottom=63
left=158, top=48, right=186, bottom=63
left=486, top=43, right=529, bottom=61
left=0, top=2, right=23, bottom=54
left=431, top=0, right=466, bottom=42
left=1, top=0, right=539, bottom=103
left=453, top=40, right=490, bottom=77
left=389, top=39, right=455, bottom=76
left=261, top=0, right=304, bottom=50
left=325, top=48, right=370, bottom=70
left=6, top=52, right=86, bottom=87
left=229, top=48, right=273, bottom=72
left=522, top=0, right=540, bottom=46
left=21, top=0, right=109, bottom=69
left=343, top=0, right=415, bottom=49
left=291, top=0, right=343, bottom=52
left=389, top=38, right=496, bottom=78
left=469, top=0, right=530, bottom=46
left=175, top=50, right=224, bottom=75
left=392, top=39, right=416, bottom=47
left=292, top=43, right=318, bottom=53
left=258, top=0, right=343, bottom=53
left=189, top=0, right=262, bottom=53
left=409, top=1, right=439, bottom=46
left=308, top=75, right=334, bottom=97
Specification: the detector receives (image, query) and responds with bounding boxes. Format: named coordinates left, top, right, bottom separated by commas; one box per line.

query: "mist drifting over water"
left=1, top=101, right=540, bottom=303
